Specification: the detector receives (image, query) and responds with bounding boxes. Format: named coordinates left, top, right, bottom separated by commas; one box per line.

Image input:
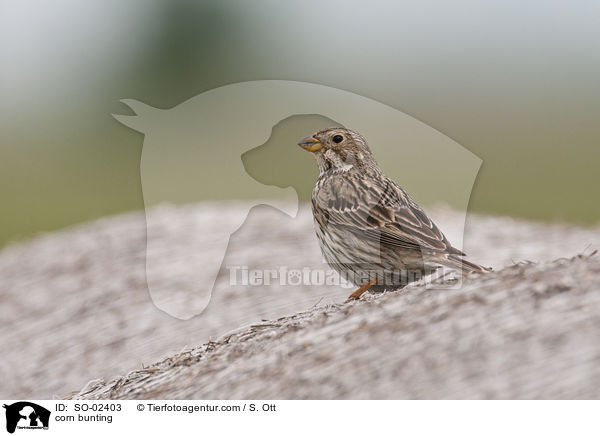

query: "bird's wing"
left=314, top=173, right=463, bottom=255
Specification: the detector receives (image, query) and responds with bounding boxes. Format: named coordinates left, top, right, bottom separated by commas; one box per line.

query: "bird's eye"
left=332, top=134, right=343, bottom=143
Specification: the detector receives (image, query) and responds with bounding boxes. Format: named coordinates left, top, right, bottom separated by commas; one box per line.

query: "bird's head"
left=297, top=127, right=377, bottom=174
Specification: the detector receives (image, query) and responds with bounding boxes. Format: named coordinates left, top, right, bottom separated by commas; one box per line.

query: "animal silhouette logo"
left=3, top=402, right=50, bottom=433
left=114, top=80, right=482, bottom=319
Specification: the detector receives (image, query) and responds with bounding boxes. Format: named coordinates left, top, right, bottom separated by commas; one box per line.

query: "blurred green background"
left=1, top=0, right=599, bottom=248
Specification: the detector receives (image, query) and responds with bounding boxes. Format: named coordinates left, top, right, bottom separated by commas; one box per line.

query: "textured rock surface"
left=1, top=203, right=599, bottom=399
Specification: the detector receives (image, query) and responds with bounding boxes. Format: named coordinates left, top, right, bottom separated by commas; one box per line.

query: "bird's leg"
left=345, top=278, right=377, bottom=302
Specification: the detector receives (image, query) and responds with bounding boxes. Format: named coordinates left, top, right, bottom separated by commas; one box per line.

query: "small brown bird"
left=298, top=127, right=488, bottom=301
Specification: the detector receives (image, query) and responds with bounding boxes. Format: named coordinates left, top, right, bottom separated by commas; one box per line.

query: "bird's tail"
left=443, top=254, right=491, bottom=273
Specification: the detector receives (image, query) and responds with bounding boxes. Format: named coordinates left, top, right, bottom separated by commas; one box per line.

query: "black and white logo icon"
left=3, top=402, right=50, bottom=434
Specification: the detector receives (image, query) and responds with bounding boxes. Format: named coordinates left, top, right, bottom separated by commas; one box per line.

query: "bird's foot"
left=345, top=279, right=377, bottom=303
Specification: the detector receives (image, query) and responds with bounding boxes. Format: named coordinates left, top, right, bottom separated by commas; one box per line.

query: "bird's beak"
left=297, top=136, right=323, bottom=152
